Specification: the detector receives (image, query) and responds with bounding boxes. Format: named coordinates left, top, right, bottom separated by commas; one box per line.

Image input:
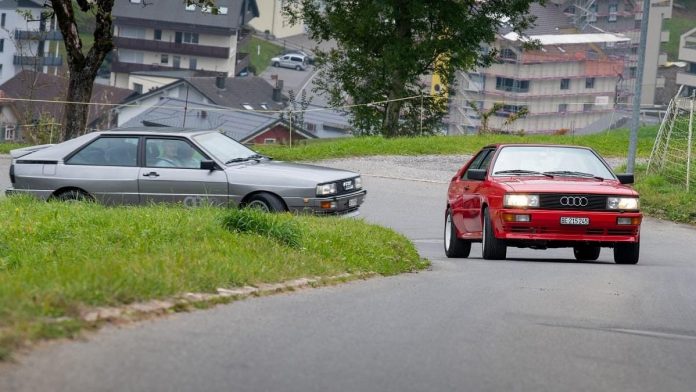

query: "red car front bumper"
left=493, top=208, right=641, bottom=244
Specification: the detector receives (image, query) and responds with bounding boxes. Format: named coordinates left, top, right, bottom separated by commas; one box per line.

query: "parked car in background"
left=7, top=128, right=366, bottom=215
left=270, top=54, right=308, bottom=71
left=281, top=49, right=315, bottom=65
left=444, top=144, right=642, bottom=264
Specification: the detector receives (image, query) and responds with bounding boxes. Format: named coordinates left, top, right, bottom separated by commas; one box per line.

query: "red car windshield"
left=491, top=146, right=615, bottom=179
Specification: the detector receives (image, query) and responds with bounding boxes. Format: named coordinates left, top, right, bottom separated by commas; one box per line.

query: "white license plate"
left=560, top=217, right=589, bottom=225
left=348, top=198, right=358, bottom=207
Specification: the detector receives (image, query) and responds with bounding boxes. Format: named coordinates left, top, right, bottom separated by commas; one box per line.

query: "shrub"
left=222, top=209, right=302, bottom=248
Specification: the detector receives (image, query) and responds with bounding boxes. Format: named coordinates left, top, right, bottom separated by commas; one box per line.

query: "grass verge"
left=0, top=143, right=27, bottom=155
left=238, top=36, right=284, bottom=74
left=634, top=166, right=696, bottom=225
left=0, top=197, right=425, bottom=360
left=256, top=127, right=659, bottom=161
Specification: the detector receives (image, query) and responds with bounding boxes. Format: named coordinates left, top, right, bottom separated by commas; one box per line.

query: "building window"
left=4, top=124, right=15, bottom=141
left=629, top=66, right=637, bottom=78
left=608, top=4, right=618, bottom=22
left=154, top=29, right=162, bottom=40
left=173, top=56, right=181, bottom=68
left=688, top=62, right=696, bottom=74
left=175, top=31, right=182, bottom=43
left=130, top=0, right=142, bottom=3
left=559, top=103, right=568, bottom=113
left=189, top=57, right=197, bottom=70
left=264, top=138, right=276, bottom=144
left=587, top=4, right=597, bottom=22
left=495, top=104, right=528, bottom=117
left=560, top=78, right=570, bottom=90
left=185, top=4, right=196, bottom=11
left=242, top=104, right=254, bottom=110
left=495, top=77, right=530, bottom=93
left=218, top=6, right=228, bottom=14
left=183, top=32, right=199, bottom=44
left=305, top=122, right=317, bottom=132
left=585, top=77, right=595, bottom=89
left=583, top=103, right=593, bottom=112
left=133, top=83, right=144, bottom=94
left=161, top=54, right=169, bottom=64
left=1, top=13, right=5, bottom=28
left=500, top=48, right=517, bottom=61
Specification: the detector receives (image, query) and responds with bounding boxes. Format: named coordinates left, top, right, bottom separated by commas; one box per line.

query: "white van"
left=270, top=54, right=308, bottom=71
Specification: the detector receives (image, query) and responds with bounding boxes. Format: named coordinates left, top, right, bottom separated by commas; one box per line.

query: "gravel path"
left=314, top=154, right=640, bottom=183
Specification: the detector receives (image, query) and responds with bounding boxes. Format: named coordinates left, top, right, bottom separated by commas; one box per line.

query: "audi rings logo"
left=560, top=196, right=589, bottom=207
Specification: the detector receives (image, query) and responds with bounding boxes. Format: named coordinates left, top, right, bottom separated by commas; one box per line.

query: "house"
left=111, top=0, right=259, bottom=90
left=111, top=75, right=285, bottom=127
left=0, top=0, right=63, bottom=85
left=0, top=70, right=135, bottom=141
left=120, top=97, right=316, bottom=144
left=676, top=27, right=696, bottom=97
left=248, top=0, right=305, bottom=39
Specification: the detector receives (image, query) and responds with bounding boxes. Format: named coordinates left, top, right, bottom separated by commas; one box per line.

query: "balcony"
left=13, top=55, right=63, bottom=66
left=111, top=57, right=219, bottom=76
left=113, top=36, right=230, bottom=59
left=676, top=72, right=696, bottom=88
left=679, top=43, right=696, bottom=63
left=14, top=29, right=62, bottom=41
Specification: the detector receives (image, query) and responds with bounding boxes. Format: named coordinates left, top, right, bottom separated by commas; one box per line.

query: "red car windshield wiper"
left=543, top=171, right=604, bottom=180
left=494, top=169, right=553, bottom=178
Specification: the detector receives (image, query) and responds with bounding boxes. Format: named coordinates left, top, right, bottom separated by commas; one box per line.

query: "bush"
left=222, top=209, right=302, bottom=248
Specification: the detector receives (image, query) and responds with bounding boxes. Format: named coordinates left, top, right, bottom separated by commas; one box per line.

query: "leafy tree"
left=284, top=0, right=542, bottom=137
left=47, top=1, right=217, bottom=141
left=467, top=101, right=528, bottom=134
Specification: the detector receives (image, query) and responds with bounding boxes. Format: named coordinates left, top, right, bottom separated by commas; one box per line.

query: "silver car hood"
left=225, top=160, right=358, bottom=185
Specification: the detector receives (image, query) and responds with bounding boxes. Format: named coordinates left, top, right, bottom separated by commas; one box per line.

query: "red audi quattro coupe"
left=444, top=144, right=642, bottom=264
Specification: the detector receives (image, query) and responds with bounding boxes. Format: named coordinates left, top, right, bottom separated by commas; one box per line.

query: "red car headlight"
left=504, top=194, right=539, bottom=208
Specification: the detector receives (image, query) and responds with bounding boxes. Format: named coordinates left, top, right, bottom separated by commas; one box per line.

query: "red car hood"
left=498, top=177, right=638, bottom=196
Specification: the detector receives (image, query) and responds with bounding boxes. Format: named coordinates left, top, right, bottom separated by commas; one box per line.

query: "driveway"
left=1, top=156, right=696, bottom=392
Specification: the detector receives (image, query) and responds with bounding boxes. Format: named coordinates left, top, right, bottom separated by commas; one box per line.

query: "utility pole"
left=627, top=0, right=651, bottom=173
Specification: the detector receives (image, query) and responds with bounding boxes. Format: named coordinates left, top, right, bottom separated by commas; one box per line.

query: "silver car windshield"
left=492, top=146, right=615, bottom=179
left=193, top=132, right=258, bottom=164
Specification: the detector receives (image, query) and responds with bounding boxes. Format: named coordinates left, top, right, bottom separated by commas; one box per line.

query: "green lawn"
left=0, top=198, right=424, bottom=360
left=239, top=36, right=284, bottom=75
left=256, top=127, right=659, bottom=161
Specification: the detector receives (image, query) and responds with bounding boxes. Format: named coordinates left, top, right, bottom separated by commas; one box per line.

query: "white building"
left=248, top=0, right=305, bottom=39
left=110, top=0, right=259, bottom=91
left=676, top=26, right=696, bottom=97
left=0, top=0, right=62, bottom=85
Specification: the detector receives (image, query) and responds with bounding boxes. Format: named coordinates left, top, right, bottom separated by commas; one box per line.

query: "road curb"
left=80, top=272, right=377, bottom=323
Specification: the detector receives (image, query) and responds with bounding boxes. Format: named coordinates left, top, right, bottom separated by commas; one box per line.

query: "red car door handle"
left=143, top=172, right=160, bottom=177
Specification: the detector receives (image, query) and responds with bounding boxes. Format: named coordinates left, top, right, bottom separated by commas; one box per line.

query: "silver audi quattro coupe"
left=6, top=128, right=366, bottom=215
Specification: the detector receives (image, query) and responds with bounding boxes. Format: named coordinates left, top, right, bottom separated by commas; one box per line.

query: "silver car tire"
left=55, top=189, right=92, bottom=202
left=245, top=193, right=286, bottom=213
left=273, top=62, right=279, bottom=67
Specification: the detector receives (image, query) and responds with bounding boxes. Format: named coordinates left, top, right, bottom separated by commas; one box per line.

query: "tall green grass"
left=0, top=196, right=423, bottom=359
left=257, top=127, right=659, bottom=161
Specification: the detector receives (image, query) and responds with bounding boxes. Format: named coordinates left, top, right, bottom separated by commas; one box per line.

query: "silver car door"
left=138, top=138, right=229, bottom=206
left=62, top=136, right=140, bottom=204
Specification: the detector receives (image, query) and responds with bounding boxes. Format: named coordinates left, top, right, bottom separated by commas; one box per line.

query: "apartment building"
left=676, top=27, right=696, bottom=97
left=0, top=0, right=62, bottom=85
left=560, top=0, right=673, bottom=106
left=110, top=0, right=258, bottom=90
left=446, top=1, right=672, bottom=134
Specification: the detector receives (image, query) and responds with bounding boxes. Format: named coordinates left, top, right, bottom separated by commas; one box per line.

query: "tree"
left=49, top=0, right=217, bottom=141
left=467, top=101, right=528, bottom=135
left=284, top=0, right=542, bottom=137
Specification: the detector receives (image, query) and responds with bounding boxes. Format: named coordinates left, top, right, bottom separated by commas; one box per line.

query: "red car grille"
left=539, top=194, right=609, bottom=211
left=507, top=226, right=638, bottom=236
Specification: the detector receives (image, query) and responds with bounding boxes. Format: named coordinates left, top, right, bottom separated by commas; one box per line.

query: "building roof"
left=499, top=3, right=575, bottom=36
left=0, top=70, right=136, bottom=127
left=186, top=76, right=284, bottom=111
left=113, top=0, right=259, bottom=32
left=120, top=97, right=294, bottom=142
left=503, top=32, right=630, bottom=45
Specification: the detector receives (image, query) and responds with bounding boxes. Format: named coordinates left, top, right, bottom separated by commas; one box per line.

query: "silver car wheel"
left=247, top=200, right=270, bottom=212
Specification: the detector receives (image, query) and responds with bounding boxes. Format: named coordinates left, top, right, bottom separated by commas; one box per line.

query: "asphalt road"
left=1, top=164, right=696, bottom=392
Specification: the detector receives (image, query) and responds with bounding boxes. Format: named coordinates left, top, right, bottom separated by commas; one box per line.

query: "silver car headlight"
left=504, top=194, right=540, bottom=208
left=354, top=176, right=362, bottom=189
left=607, top=197, right=639, bottom=210
left=316, top=182, right=337, bottom=196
